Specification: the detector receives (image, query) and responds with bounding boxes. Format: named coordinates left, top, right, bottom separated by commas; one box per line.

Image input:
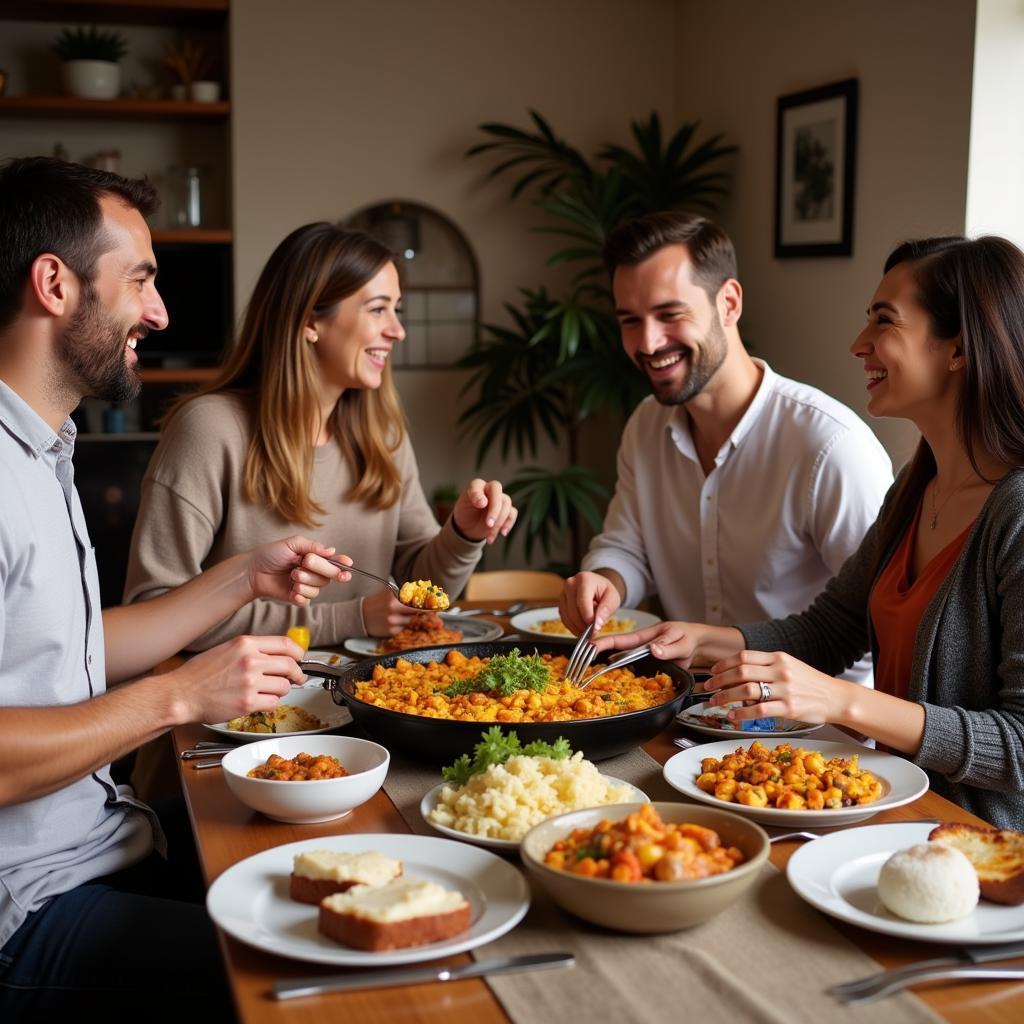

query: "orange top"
left=870, top=507, right=972, bottom=700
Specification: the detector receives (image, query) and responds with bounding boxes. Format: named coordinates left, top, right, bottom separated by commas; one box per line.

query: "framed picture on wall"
left=774, top=78, right=858, bottom=258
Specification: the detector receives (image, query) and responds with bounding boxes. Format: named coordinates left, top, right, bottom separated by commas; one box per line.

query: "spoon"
left=325, top=559, right=450, bottom=609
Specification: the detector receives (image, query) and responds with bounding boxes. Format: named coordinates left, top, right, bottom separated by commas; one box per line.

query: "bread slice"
left=929, top=822, right=1024, bottom=905
left=318, top=876, right=471, bottom=951
left=289, top=850, right=402, bottom=905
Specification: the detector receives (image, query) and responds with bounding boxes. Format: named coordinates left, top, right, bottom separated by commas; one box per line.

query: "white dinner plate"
left=787, top=822, right=1024, bottom=944
left=206, top=833, right=530, bottom=965
left=508, top=606, right=661, bottom=641
left=418, top=776, right=650, bottom=850
left=203, top=685, right=352, bottom=742
left=677, top=701, right=825, bottom=739
left=662, top=737, right=929, bottom=826
left=344, top=614, right=503, bottom=656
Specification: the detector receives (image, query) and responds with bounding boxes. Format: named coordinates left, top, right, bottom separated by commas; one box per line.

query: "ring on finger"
left=758, top=681, right=773, bottom=702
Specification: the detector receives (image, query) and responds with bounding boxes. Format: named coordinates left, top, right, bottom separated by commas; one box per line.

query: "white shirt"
left=582, top=360, right=893, bottom=684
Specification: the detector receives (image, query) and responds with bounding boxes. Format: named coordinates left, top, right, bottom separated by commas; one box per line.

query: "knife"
left=829, top=940, right=1024, bottom=1000
left=273, top=951, right=574, bottom=1001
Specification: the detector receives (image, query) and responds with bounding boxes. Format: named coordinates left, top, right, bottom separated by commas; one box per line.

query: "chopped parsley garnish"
left=440, top=648, right=550, bottom=698
left=441, top=726, right=572, bottom=787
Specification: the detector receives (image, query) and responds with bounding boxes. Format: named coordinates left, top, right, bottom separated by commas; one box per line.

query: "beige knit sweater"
left=123, top=393, right=484, bottom=649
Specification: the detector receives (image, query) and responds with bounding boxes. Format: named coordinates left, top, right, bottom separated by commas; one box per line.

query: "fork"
left=326, top=559, right=400, bottom=599
left=578, top=644, right=652, bottom=689
left=563, top=623, right=596, bottom=685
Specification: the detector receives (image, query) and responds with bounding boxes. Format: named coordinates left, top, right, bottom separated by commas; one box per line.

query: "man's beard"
left=649, top=312, right=728, bottom=406
left=57, top=284, right=144, bottom=403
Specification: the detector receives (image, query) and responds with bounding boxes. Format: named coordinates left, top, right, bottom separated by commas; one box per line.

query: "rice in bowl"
left=428, top=751, right=637, bottom=842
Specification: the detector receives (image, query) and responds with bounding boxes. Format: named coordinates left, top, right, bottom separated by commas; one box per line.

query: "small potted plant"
left=162, top=37, right=219, bottom=102
left=53, top=25, right=127, bottom=100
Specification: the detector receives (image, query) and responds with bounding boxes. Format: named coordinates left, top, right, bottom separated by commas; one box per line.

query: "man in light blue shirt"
left=0, top=157, right=351, bottom=1021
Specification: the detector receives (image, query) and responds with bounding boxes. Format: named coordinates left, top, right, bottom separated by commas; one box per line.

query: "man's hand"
left=246, top=536, right=352, bottom=606
left=558, top=570, right=624, bottom=635
left=164, top=634, right=306, bottom=725
left=361, top=589, right=423, bottom=637
left=450, top=479, right=518, bottom=544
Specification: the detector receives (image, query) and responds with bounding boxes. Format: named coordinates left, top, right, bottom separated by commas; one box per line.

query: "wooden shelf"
left=0, top=1, right=228, bottom=27
left=139, top=367, right=218, bottom=383
left=151, top=228, right=232, bottom=244
left=0, top=95, right=229, bottom=119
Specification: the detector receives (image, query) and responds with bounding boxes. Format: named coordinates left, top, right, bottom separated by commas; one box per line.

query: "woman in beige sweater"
left=124, top=223, right=516, bottom=649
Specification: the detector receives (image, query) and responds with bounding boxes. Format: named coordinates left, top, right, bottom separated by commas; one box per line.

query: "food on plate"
left=225, top=705, right=324, bottom=734
left=536, top=616, right=637, bottom=636
left=286, top=625, right=310, bottom=652
left=398, top=579, right=450, bottom=610
left=357, top=648, right=676, bottom=723
left=687, top=708, right=789, bottom=733
left=318, top=876, right=471, bottom=950
left=695, top=741, right=884, bottom=810
left=376, top=611, right=463, bottom=653
left=289, top=850, right=403, bottom=905
left=246, top=752, right=349, bottom=780
left=430, top=728, right=636, bottom=841
left=877, top=843, right=979, bottom=923
left=544, top=802, right=745, bottom=883
left=929, top=822, right=1024, bottom=905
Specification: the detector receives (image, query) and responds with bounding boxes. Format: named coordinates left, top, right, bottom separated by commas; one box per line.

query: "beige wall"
left=674, top=0, right=977, bottom=469
left=966, top=0, right=1024, bottom=247
left=231, top=0, right=679, bottom=566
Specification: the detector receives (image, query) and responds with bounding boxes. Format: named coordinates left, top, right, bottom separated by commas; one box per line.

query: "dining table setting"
left=166, top=599, right=1024, bottom=1024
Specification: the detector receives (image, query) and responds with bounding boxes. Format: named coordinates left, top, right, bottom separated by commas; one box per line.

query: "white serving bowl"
left=220, top=735, right=389, bottom=823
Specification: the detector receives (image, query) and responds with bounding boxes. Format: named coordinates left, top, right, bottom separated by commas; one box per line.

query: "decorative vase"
left=189, top=80, right=221, bottom=102
left=169, top=83, right=187, bottom=101
left=61, top=60, right=121, bottom=100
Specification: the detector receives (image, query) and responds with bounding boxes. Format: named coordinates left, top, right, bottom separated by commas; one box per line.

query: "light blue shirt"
left=0, top=379, right=155, bottom=949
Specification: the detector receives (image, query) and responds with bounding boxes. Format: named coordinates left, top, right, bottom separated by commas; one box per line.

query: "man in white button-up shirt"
left=560, top=212, right=892, bottom=684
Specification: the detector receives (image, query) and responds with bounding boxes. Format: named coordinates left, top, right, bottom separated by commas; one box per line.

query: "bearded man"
left=0, top=156, right=351, bottom=1020
left=559, top=212, right=892, bottom=685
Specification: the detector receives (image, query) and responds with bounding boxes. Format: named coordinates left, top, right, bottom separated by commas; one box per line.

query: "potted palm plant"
left=460, top=111, right=736, bottom=569
left=53, top=25, right=127, bottom=100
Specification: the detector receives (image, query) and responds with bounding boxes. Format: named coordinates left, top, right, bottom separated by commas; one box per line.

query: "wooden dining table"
left=167, top=602, right=1024, bottom=1024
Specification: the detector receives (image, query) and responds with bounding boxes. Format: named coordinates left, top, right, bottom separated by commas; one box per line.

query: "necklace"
left=928, top=472, right=976, bottom=530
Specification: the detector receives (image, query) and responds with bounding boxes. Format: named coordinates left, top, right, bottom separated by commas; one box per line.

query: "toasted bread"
left=929, top=822, right=1024, bottom=905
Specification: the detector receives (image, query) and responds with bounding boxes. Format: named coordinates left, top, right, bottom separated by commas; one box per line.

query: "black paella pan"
left=300, top=640, right=695, bottom=764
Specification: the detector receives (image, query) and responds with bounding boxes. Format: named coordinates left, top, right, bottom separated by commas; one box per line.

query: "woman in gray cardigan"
left=594, top=235, right=1024, bottom=829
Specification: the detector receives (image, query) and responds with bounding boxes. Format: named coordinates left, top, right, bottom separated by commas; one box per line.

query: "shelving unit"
left=0, top=95, right=230, bottom=118
left=0, top=0, right=234, bottom=402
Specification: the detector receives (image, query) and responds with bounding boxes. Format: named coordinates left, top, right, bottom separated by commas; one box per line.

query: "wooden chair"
left=463, top=570, right=564, bottom=601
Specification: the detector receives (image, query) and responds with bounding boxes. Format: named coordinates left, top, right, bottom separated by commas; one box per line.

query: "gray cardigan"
left=740, top=470, right=1024, bottom=830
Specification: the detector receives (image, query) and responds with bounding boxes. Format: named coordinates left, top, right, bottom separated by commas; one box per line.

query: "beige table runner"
left=382, top=748, right=942, bottom=1024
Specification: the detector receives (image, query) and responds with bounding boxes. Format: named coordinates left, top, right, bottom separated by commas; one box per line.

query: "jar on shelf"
left=167, top=165, right=203, bottom=228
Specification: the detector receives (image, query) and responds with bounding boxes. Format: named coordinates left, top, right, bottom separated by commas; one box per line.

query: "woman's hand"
left=450, top=479, right=518, bottom=544
left=702, top=650, right=854, bottom=725
left=246, top=537, right=352, bottom=606
left=361, top=588, right=422, bottom=637
left=591, top=620, right=745, bottom=669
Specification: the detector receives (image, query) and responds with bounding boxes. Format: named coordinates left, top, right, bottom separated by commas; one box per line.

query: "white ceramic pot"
left=189, top=80, right=221, bottom=102
left=62, top=59, right=121, bottom=100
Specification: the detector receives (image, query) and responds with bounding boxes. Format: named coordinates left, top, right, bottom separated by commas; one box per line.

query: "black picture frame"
left=774, top=78, right=858, bottom=258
